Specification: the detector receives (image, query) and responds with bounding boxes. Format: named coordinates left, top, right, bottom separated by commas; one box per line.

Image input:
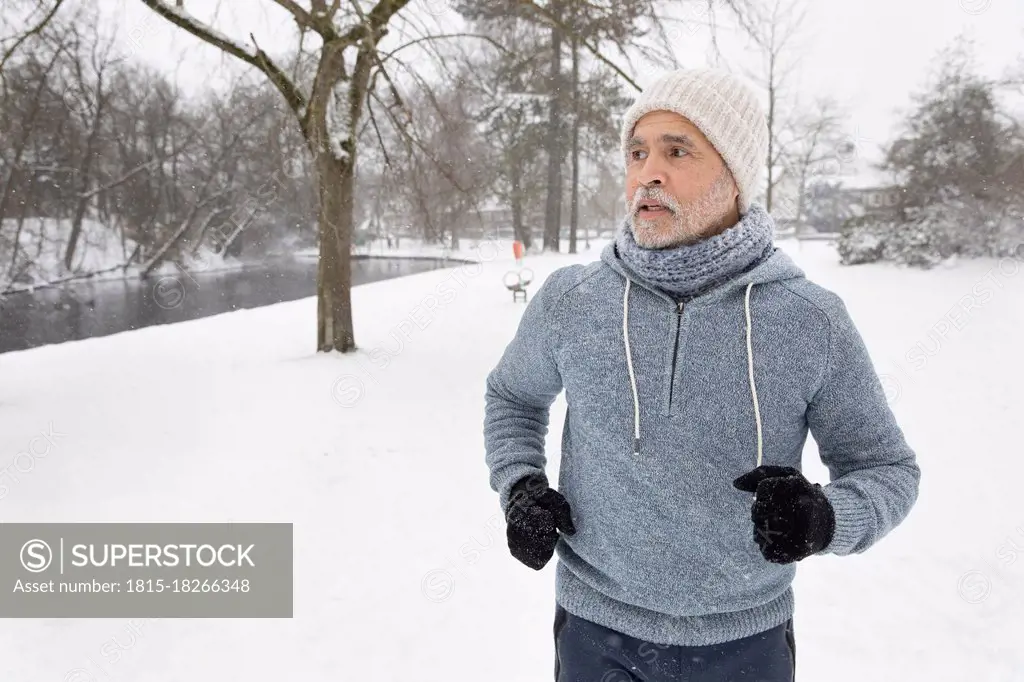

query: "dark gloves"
left=733, top=465, right=836, bottom=564
left=505, top=473, right=576, bottom=570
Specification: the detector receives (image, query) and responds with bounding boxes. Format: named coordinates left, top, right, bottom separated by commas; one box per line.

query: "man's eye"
left=671, top=147, right=688, bottom=157
left=630, top=149, right=647, bottom=161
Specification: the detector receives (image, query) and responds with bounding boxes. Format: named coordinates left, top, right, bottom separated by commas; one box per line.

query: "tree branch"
left=368, top=89, right=470, bottom=195
left=514, top=0, right=640, bottom=92
left=379, top=33, right=507, bottom=63
left=273, top=0, right=315, bottom=29
left=136, top=0, right=308, bottom=127
left=337, top=0, right=413, bottom=45
left=78, top=158, right=159, bottom=200
left=364, top=95, right=392, bottom=168
left=0, top=0, right=67, bottom=75
left=272, top=0, right=339, bottom=41
left=346, top=0, right=414, bottom=128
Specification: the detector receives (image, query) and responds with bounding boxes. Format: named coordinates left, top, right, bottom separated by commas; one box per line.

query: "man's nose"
left=638, top=157, right=668, bottom=187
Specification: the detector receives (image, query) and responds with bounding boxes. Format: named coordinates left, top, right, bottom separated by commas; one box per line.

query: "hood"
left=598, top=220, right=807, bottom=460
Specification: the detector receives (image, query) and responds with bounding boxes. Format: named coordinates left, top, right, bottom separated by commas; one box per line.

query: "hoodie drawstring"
left=744, top=282, right=764, bottom=468
left=623, top=279, right=641, bottom=455
left=621, top=278, right=765, bottom=467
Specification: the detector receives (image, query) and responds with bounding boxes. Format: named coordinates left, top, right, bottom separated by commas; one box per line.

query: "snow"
left=326, top=79, right=350, bottom=162
left=0, top=217, right=248, bottom=295
left=0, top=237, right=1021, bottom=680
left=294, top=236, right=523, bottom=262
left=1, top=217, right=137, bottom=291
left=156, top=1, right=256, bottom=60
left=158, top=244, right=246, bottom=277
left=325, top=51, right=358, bottom=163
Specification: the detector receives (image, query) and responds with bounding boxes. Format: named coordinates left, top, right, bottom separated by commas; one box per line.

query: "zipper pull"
left=677, top=301, right=685, bottom=315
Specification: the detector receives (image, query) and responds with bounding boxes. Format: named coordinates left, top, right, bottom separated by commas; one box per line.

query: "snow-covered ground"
left=0, top=236, right=1021, bottom=681
left=296, top=235, right=605, bottom=262
left=0, top=217, right=138, bottom=291
left=0, top=217, right=247, bottom=294
left=296, top=236, right=498, bottom=262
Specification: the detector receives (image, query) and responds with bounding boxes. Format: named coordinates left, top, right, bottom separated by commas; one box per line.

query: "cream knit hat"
left=619, top=68, right=769, bottom=214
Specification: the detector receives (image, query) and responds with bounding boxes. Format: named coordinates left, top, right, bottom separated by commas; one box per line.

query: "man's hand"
left=733, top=465, right=835, bottom=564
left=506, top=473, right=576, bottom=570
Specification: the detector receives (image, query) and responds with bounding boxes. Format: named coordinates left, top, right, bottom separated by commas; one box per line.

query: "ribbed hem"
left=822, top=485, right=876, bottom=556
left=555, top=562, right=794, bottom=646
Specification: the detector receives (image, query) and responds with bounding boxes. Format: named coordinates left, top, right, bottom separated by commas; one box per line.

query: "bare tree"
left=0, top=2, right=80, bottom=287
left=541, top=0, right=566, bottom=252
left=568, top=24, right=582, bottom=254
left=783, top=97, right=846, bottom=225
left=464, top=17, right=552, bottom=250
left=0, top=52, right=65, bottom=285
left=741, top=0, right=807, bottom=213
left=0, top=0, right=66, bottom=79
left=136, top=0, right=412, bottom=353
left=60, top=10, right=119, bottom=270
left=2, top=2, right=335, bottom=294
left=450, top=8, right=634, bottom=253
left=379, top=69, right=495, bottom=251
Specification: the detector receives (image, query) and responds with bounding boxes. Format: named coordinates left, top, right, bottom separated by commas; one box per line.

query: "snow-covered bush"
left=838, top=199, right=1024, bottom=269
left=882, top=211, right=944, bottom=268
left=838, top=214, right=943, bottom=268
left=848, top=40, right=1024, bottom=269
left=837, top=217, right=886, bottom=265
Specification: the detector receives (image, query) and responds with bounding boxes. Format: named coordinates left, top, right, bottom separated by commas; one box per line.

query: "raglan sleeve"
left=483, top=268, right=568, bottom=513
left=807, top=294, right=922, bottom=556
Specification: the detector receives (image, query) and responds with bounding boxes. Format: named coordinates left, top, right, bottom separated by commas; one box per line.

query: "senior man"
left=483, top=68, right=921, bottom=681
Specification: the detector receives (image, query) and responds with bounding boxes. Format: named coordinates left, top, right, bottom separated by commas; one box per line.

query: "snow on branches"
left=324, top=45, right=360, bottom=163
left=149, top=0, right=256, bottom=60
left=326, top=79, right=351, bottom=162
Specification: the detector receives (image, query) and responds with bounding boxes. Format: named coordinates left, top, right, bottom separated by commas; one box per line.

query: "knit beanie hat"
left=619, top=68, right=769, bottom=215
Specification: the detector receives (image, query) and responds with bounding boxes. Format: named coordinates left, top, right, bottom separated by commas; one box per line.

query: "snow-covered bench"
left=502, top=268, right=533, bottom=303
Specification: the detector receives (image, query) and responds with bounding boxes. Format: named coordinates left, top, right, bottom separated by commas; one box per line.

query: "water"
left=0, top=256, right=452, bottom=354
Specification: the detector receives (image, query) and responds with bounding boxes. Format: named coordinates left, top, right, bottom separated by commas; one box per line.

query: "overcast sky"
left=98, top=0, right=1024, bottom=181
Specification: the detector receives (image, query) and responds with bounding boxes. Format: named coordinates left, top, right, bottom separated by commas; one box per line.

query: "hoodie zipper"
left=667, top=300, right=684, bottom=411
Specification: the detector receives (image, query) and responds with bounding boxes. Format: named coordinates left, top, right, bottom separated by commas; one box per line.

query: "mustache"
left=631, top=187, right=681, bottom=214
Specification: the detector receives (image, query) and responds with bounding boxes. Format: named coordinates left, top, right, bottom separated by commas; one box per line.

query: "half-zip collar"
left=604, top=238, right=806, bottom=461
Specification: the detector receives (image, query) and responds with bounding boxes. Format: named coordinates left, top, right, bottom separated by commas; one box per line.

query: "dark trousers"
left=553, top=604, right=795, bottom=682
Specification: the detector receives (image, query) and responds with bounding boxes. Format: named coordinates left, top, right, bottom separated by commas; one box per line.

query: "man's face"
left=624, top=111, right=740, bottom=249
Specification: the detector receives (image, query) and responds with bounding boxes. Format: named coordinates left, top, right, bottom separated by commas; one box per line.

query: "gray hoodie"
left=483, top=239, right=921, bottom=646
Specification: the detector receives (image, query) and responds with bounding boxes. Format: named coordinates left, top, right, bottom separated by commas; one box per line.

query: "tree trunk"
left=65, top=166, right=95, bottom=272
left=139, top=188, right=225, bottom=277
left=510, top=158, right=529, bottom=249
left=796, top=164, right=808, bottom=225
left=765, top=51, right=776, bottom=213
left=542, top=0, right=564, bottom=252
left=314, top=145, right=355, bottom=353
left=133, top=0, right=412, bottom=354
left=569, top=33, right=580, bottom=255
left=5, top=203, right=28, bottom=284
left=0, top=44, right=62, bottom=223
left=511, top=197, right=526, bottom=249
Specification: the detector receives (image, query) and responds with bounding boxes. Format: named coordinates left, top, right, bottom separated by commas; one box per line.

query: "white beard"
left=627, top=171, right=736, bottom=249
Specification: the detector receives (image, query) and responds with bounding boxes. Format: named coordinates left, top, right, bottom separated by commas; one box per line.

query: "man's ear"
left=726, top=171, right=740, bottom=211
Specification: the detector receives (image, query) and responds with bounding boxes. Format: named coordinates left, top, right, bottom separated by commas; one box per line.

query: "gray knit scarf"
left=614, top=203, right=776, bottom=300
